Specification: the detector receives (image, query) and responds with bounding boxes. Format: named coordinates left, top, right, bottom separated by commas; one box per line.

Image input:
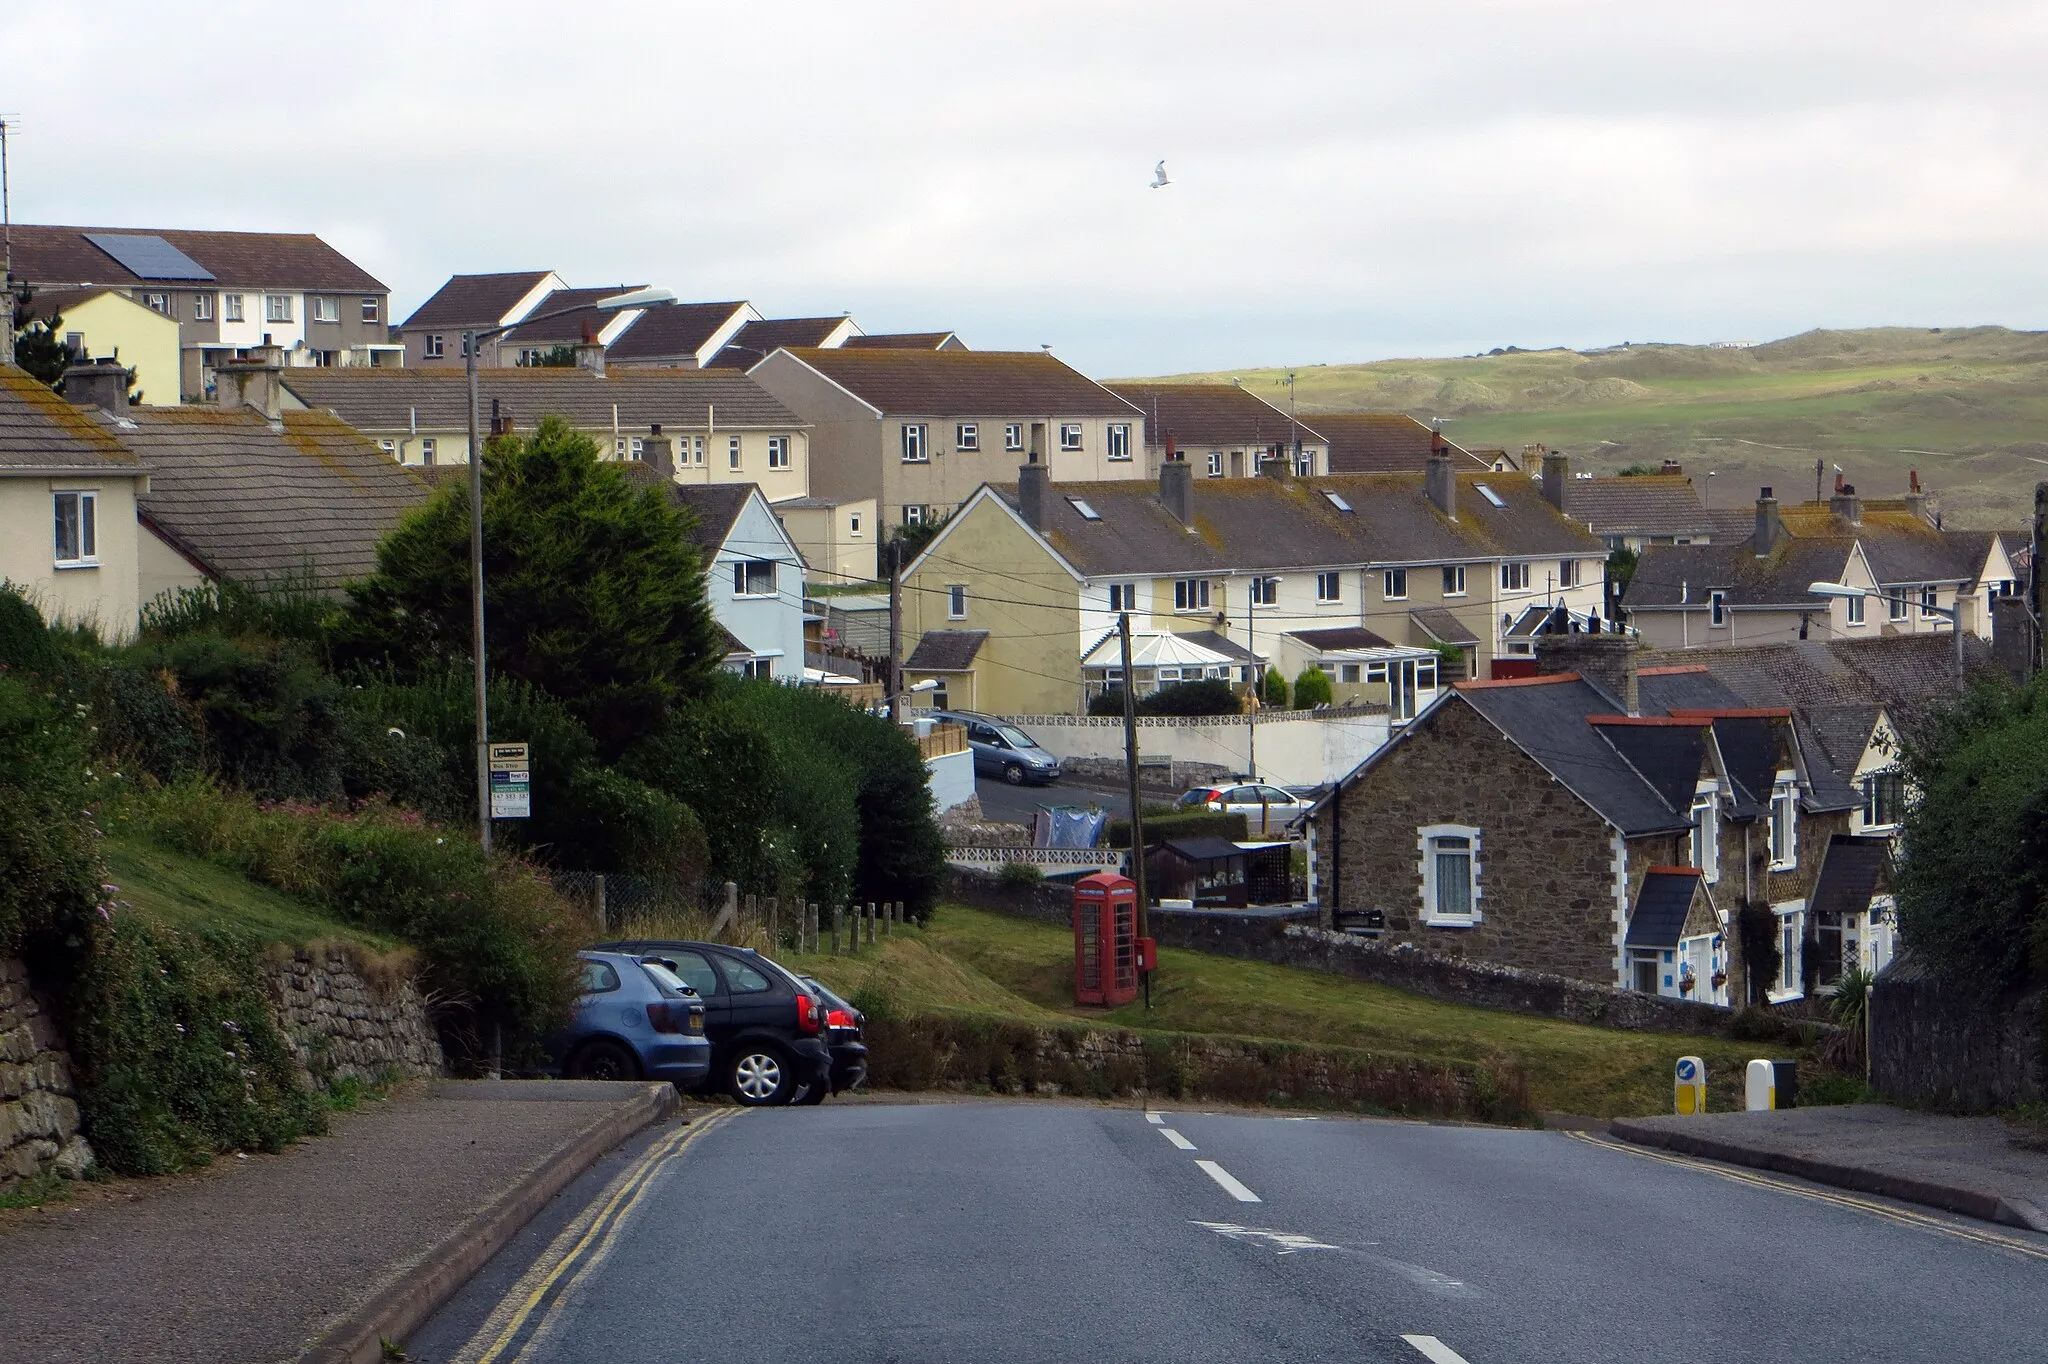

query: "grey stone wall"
left=1870, top=955, right=2043, bottom=1111
left=0, top=956, right=92, bottom=1189
left=263, top=948, right=443, bottom=1087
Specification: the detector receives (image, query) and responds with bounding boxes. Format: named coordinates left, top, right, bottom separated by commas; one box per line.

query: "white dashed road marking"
left=1191, top=1220, right=1336, bottom=1254
left=1402, top=1335, right=1473, bottom=1363
left=1195, top=1159, right=1261, bottom=1202
left=1145, top=1111, right=1165, bottom=1125
left=1159, top=1127, right=1197, bottom=1151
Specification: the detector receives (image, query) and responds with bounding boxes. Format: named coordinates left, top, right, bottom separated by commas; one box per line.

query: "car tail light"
left=796, top=994, right=822, bottom=1034
left=826, top=1008, right=854, bottom=1029
left=646, top=1002, right=690, bottom=1034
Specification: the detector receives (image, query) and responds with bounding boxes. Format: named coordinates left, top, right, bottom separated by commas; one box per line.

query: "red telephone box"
left=1073, top=872, right=1139, bottom=1006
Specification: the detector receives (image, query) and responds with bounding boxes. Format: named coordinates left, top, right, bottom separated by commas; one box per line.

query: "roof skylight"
left=1322, top=491, right=1354, bottom=513
left=1068, top=498, right=1101, bottom=521
left=1475, top=483, right=1507, bottom=508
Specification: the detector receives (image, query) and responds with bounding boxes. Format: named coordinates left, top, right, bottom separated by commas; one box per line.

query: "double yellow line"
left=1567, top=1130, right=2048, bottom=1262
left=454, top=1107, right=742, bottom=1363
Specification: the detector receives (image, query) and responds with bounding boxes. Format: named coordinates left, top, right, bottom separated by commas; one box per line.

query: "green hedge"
left=1104, top=809, right=1249, bottom=849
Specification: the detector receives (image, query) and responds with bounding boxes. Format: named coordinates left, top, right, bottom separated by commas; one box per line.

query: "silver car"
left=931, top=710, right=1062, bottom=786
left=1176, top=780, right=1311, bottom=836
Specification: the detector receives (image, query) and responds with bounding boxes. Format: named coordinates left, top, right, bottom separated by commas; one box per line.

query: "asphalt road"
left=408, top=1100, right=2048, bottom=1363
left=973, top=774, right=1131, bottom=826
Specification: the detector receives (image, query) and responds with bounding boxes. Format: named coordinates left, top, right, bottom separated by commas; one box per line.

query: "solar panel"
left=83, top=233, right=215, bottom=281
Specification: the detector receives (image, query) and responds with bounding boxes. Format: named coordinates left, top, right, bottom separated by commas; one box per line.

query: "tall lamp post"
left=459, top=286, right=674, bottom=849
left=1808, top=581, right=1967, bottom=695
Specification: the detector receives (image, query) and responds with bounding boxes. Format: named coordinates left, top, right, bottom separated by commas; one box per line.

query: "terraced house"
left=896, top=449, right=1606, bottom=715
left=1105, top=382, right=1329, bottom=479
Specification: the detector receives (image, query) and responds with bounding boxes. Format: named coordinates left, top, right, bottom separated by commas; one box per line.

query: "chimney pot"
left=1018, top=462, right=1050, bottom=532
left=1830, top=488, right=1861, bottom=525
left=214, top=350, right=285, bottom=423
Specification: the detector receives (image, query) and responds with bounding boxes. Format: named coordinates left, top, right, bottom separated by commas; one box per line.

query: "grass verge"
left=101, top=835, right=399, bottom=951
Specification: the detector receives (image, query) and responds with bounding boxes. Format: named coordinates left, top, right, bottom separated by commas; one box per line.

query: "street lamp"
left=460, top=287, right=675, bottom=849
left=1808, top=581, right=1966, bottom=694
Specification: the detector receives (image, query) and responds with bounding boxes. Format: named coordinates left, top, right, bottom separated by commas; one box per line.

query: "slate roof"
left=1561, top=475, right=1713, bottom=538
left=8, top=223, right=386, bottom=292
left=1808, top=835, right=1891, bottom=921
left=399, top=272, right=555, bottom=330
left=1286, top=626, right=1399, bottom=651
left=1588, top=719, right=1712, bottom=814
left=1625, top=869, right=1704, bottom=949
left=841, top=332, right=961, bottom=350
left=281, top=367, right=802, bottom=431
left=1635, top=665, right=1748, bottom=712
left=127, top=407, right=429, bottom=589
left=772, top=348, right=1143, bottom=417
left=1454, top=675, right=1694, bottom=836
left=0, top=366, right=143, bottom=473
left=606, top=302, right=751, bottom=362
left=1312, top=413, right=1493, bottom=474
left=667, top=484, right=752, bottom=559
left=906, top=630, right=988, bottom=671
left=1103, top=383, right=1326, bottom=448
left=1777, top=503, right=1985, bottom=585
left=986, top=471, right=1601, bottom=578
left=1408, top=606, right=1480, bottom=646
left=496, top=287, right=649, bottom=346
left=1622, top=538, right=1855, bottom=610
left=710, top=319, right=855, bottom=368
left=1159, top=835, right=1246, bottom=863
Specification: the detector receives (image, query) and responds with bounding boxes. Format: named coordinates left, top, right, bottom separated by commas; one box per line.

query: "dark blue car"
left=548, top=951, right=712, bottom=1088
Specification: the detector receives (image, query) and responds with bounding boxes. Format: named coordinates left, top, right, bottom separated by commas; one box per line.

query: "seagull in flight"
left=1150, top=160, right=1171, bottom=189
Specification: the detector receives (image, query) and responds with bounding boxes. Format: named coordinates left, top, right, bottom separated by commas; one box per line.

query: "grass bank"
left=101, top=836, right=400, bottom=952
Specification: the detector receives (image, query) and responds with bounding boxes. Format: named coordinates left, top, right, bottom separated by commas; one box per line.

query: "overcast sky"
left=8, top=2, right=2046, bottom=375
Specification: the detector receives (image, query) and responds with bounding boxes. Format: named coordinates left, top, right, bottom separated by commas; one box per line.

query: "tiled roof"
left=1622, top=539, right=1855, bottom=610
left=1808, top=835, right=1891, bottom=921
left=399, top=272, right=555, bottom=330
left=841, top=332, right=961, bottom=350
left=1639, top=634, right=1984, bottom=717
left=1104, top=383, right=1325, bottom=449
left=0, top=366, right=142, bottom=472
left=668, top=483, right=752, bottom=558
left=496, top=287, right=649, bottom=346
left=1703, top=506, right=1761, bottom=541
left=1311, top=412, right=1492, bottom=474
left=606, top=302, right=751, bottom=361
left=128, top=407, right=429, bottom=589
left=772, top=348, right=1143, bottom=417
left=281, top=367, right=802, bottom=431
left=1777, top=503, right=1981, bottom=585
left=1625, top=869, right=1704, bottom=949
left=8, top=223, right=386, bottom=292
left=1561, top=475, right=1713, bottom=538
left=1408, top=606, right=1480, bottom=645
left=709, top=319, right=855, bottom=368
left=986, top=470, right=1601, bottom=578
left=906, top=629, right=988, bottom=671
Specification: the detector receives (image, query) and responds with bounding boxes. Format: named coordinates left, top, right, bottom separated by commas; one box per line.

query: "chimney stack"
left=215, top=349, right=285, bottom=427
left=1425, top=444, right=1457, bottom=520
left=1017, top=461, right=1049, bottom=532
left=643, top=422, right=674, bottom=480
left=1536, top=632, right=1641, bottom=716
left=62, top=360, right=128, bottom=415
left=574, top=341, right=606, bottom=377
left=1830, top=476, right=1861, bottom=525
left=1660, top=459, right=1683, bottom=476
left=1160, top=453, right=1194, bottom=526
left=1904, top=469, right=1928, bottom=522
left=1541, top=448, right=1570, bottom=510
left=1754, top=487, right=1782, bottom=556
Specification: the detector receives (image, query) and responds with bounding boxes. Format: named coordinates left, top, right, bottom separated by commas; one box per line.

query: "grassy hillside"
left=102, top=836, right=400, bottom=952
left=1136, top=326, right=2048, bottom=529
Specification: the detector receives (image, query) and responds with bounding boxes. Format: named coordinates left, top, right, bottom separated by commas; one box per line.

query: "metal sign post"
left=487, top=741, right=531, bottom=820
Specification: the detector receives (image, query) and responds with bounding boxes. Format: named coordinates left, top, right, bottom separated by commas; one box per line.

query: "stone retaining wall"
left=0, top=956, right=91, bottom=1189
left=1870, top=954, right=2043, bottom=1111
left=263, top=948, right=444, bottom=1087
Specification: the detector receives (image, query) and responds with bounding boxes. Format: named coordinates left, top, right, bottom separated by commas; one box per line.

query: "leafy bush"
left=1087, top=681, right=1239, bottom=717
left=1260, top=667, right=1289, bottom=708
left=0, top=670, right=104, bottom=956
left=1292, top=665, right=1333, bottom=709
left=996, top=861, right=1044, bottom=890
left=1106, top=810, right=1249, bottom=848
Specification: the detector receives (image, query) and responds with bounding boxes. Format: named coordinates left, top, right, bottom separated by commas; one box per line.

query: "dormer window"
left=1709, top=590, right=1728, bottom=627
left=1769, top=774, right=1798, bottom=870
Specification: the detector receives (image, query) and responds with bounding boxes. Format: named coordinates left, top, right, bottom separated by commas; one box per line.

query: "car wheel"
left=792, top=1080, right=828, bottom=1106
left=727, top=1044, right=797, bottom=1106
left=567, top=1039, right=641, bottom=1082
left=1002, top=762, right=1027, bottom=785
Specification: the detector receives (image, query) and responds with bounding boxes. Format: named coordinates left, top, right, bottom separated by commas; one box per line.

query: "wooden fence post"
left=594, top=874, right=608, bottom=934
left=807, top=903, right=819, bottom=953
left=711, top=882, right=739, bottom=937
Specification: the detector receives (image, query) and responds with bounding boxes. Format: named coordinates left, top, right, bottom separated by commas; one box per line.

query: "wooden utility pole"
left=2034, top=482, right=2046, bottom=676
left=1118, top=612, right=1151, bottom=1007
left=885, top=538, right=903, bottom=715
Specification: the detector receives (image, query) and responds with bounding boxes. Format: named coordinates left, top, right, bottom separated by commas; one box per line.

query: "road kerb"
left=1608, top=1118, right=2048, bottom=1233
left=299, top=1081, right=681, bottom=1364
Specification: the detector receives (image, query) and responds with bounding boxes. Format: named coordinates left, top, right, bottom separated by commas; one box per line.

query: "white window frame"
left=848, top=512, right=863, bottom=537
left=223, top=293, right=245, bottom=323
left=361, top=297, right=380, bottom=323
left=1418, top=823, right=1482, bottom=926
left=1173, top=578, right=1211, bottom=612
left=1861, top=769, right=1904, bottom=831
left=1295, top=447, right=1314, bottom=477
left=1769, top=773, right=1798, bottom=870
left=311, top=295, right=341, bottom=324
left=767, top=436, right=790, bottom=469
left=1004, top=423, right=1023, bottom=451
left=728, top=436, right=742, bottom=470
left=1383, top=568, right=1408, bottom=601
left=733, top=559, right=777, bottom=598
left=1500, top=561, right=1531, bottom=593
left=1442, top=564, right=1467, bottom=597
left=956, top=422, right=978, bottom=451
left=378, top=438, right=397, bottom=456
left=629, top=437, right=646, bottom=459
left=1689, top=784, right=1720, bottom=882
left=423, top=333, right=444, bottom=359
left=947, top=584, right=968, bottom=619
left=1340, top=663, right=1361, bottom=683
left=192, top=292, right=213, bottom=321
left=1845, top=593, right=1866, bottom=626
left=420, top=437, right=438, bottom=465
left=1771, top=901, right=1806, bottom=1001
left=1709, top=590, right=1728, bottom=628
left=1559, top=558, right=1579, bottom=589
left=141, top=292, right=169, bottom=314
left=1251, top=576, right=1278, bottom=607
left=903, top=504, right=925, bottom=526
left=1207, top=451, right=1223, bottom=477
left=52, top=490, right=98, bottom=567
left=1107, top=581, right=1138, bottom=612
left=264, top=293, right=294, bottom=323
left=1316, top=571, right=1341, bottom=604
left=1059, top=423, right=1084, bottom=452
left=1919, top=584, right=1940, bottom=619
left=1888, top=590, right=1910, bottom=622
left=1107, top=424, right=1132, bottom=461
left=902, top=424, right=929, bottom=463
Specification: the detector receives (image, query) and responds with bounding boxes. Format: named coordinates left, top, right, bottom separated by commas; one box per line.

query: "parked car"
left=593, top=939, right=834, bottom=1107
left=931, top=710, right=1062, bottom=786
left=548, top=951, right=712, bottom=1088
left=1175, top=780, right=1313, bottom=836
left=796, top=975, right=869, bottom=1103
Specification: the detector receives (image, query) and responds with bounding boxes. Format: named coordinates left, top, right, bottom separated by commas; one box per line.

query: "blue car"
left=549, top=951, right=712, bottom=1088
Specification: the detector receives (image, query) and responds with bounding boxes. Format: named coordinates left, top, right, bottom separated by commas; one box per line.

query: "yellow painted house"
left=29, top=287, right=181, bottom=406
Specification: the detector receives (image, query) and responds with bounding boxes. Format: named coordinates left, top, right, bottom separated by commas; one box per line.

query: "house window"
left=1775, top=904, right=1805, bottom=998
left=1862, top=770, right=1905, bottom=829
left=1367, top=662, right=1388, bottom=684
left=1559, top=559, right=1579, bottom=589
left=1383, top=568, right=1408, bottom=600
left=1888, top=591, right=1909, bottom=622
left=947, top=584, right=968, bottom=619
left=1500, top=561, right=1530, bottom=592
left=420, top=437, right=437, bottom=465
left=901, top=424, right=928, bottom=462
left=312, top=296, right=340, bottom=323
left=63, top=331, right=83, bottom=355
left=1108, top=424, right=1131, bottom=460
left=615, top=437, right=630, bottom=458
left=1770, top=776, right=1798, bottom=869
left=1442, top=564, right=1467, bottom=597
left=361, top=297, right=380, bottom=323
left=1316, top=571, right=1341, bottom=604
left=742, top=658, right=775, bottom=680
left=1340, top=664, right=1360, bottom=683
left=378, top=438, right=397, bottom=456
left=956, top=423, right=978, bottom=451
left=1251, top=576, right=1277, bottom=607
left=140, top=292, right=169, bottom=314
left=1690, top=790, right=1720, bottom=881
left=53, top=491, right=98, bottom=566
left=1059, top=423, right=1083, bottom=451
left=849, top=512, right=863, bottom=537
left=521, top=348, right=550, bottom=367
left=1845, top=594, right=1866, bottom=626
left=192, top=293, right=213, bottom=321
left=767, top=437, right=790, bottom=469
left=733, top=559, right=777, bottom=597
left=1295, top=447, right=1314, bottom=477
left=1173, top=578, right=1210, bottom=612
left=1709, top=591, right=1727, bottom=627
left=1004, top=423, right=1023, bottom=451
left=223, top=293, right=245, bottom=323
left=424, top=333, right=444, bottom=359
left=1108, top=582, right=1138, bottom=612
left=264, top=294, right=293, bottom=323
left=1420, top=825, right=1480, bottom=925
left=1919, top=585, right=1940, bottom=618
left=629, top=438, right=646, bottom=459
left=1207, top=451, right=1223, bottom=477
left=728, top=436, right=742, bottom=469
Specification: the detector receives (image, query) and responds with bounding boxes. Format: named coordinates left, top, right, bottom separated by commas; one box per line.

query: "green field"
left=796, top=906, right=1804, bottom=1119
left=1134, top=326, right=2048, bottom=529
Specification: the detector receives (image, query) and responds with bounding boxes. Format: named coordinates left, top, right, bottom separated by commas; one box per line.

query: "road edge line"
left=1607, top=1118, right=2048, bottom=1233
left=299, top=1081, right=680, bottom=1364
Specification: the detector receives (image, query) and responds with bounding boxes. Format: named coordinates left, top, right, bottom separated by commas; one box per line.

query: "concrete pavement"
left=407, top=1099, right=2048, bottom=1363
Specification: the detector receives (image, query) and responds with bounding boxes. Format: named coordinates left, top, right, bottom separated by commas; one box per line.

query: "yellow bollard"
left=1674, top=1055, right=1706, bottom=1115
